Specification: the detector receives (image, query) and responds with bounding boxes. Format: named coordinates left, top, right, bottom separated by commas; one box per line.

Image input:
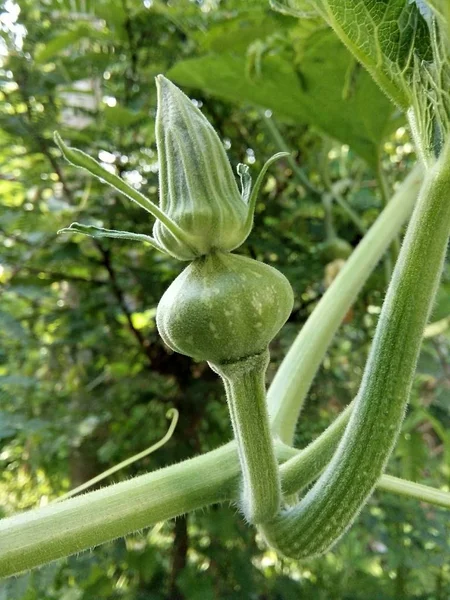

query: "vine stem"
left=1, top=406, right=448, bottom=578
left=267, top=163, right=424, bottom=444
left=261, top=142, right=450, bottom=558
left=0, top=163, right=437, bottom=578
left=378, top=475, right=450, bottom=509
left=0, top=404, right=353, bottom=578
left=211, top=351, right=280, bottom=523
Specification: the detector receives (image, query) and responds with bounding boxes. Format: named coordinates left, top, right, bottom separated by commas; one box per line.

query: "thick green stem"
left=261, top=144, right=450, bottom=558
left=0, top=400, right=353, bottom=578
left=1, top=399, right=449, bottom=577
left=211, top=351, right=280, bottom=523
left=0, top=442, right=242, bottom=579
left=268, top=163, right=424, bottom=443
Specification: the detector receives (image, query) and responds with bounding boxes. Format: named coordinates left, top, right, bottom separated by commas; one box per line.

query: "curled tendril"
left=54, top=408, right=179, bottom=503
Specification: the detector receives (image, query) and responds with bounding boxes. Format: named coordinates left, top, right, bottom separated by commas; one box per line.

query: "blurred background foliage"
left=0, top=0, right=449, bottom=598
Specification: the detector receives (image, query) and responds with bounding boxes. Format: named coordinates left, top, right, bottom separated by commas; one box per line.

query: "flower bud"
left=156, top=252, right=294, bottom=364
left=153, top=76, right=249, bottom=260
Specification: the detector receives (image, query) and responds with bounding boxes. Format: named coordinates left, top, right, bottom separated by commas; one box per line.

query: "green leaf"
left=272, top=0, right=432, bottom=109
left=194, top=8, right=293, bottom=53
left=168, top=29, right=400, bottom=165
left=103, top=105, right=147, bottom=128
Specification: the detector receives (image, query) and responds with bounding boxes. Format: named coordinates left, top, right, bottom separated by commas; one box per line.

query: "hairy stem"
left=1, top=399, right=449, bottom=577
left=261, top=144, right=450, bottom=558
left=211, top=351, right=280, bottom=523
left=0, top=442, right=242, bottom=579
left=268, top=163, right=424, bottom=443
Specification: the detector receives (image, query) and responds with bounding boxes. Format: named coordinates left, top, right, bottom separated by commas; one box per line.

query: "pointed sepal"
left=58, top=222, right=167, bottom=253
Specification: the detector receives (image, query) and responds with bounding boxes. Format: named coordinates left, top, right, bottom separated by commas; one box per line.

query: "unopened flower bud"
left=153, top=75, right=249, bottom=260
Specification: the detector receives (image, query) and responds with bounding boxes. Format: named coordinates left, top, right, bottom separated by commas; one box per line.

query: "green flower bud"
left=55, top=76, right=287, bottom=262
left=153, top=76, right=249, bottom=261
left=156, top=252, right=294, bottom=364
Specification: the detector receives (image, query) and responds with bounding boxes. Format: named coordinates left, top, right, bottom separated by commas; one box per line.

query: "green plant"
left=1, top=0, right=450, bottom=581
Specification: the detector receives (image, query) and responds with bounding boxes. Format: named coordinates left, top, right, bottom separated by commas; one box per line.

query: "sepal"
left=58, top=222, right=166, bottom=252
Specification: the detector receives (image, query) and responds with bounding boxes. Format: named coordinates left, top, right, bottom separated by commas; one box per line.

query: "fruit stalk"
left=212, top=351, right=281, bottom=523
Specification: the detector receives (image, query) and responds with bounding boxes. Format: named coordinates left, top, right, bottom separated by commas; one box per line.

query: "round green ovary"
left=156, top=252, right=294, bottom=364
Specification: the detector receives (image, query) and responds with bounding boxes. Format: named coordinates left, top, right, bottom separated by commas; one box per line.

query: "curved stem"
left=0, top=398, right=352, bottom=578
left=1, top=398, right=449, bottom=577
left=261, top=143, right=450, bottom=559
left=268, top=163, right=424, bottom=443
left=211, top=351, right=280, bottom=523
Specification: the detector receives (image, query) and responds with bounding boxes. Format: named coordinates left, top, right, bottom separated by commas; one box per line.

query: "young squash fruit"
left=157, top=252, right=293, bottom=364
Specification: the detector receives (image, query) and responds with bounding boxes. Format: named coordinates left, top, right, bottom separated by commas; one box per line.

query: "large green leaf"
left=168, top=29, right=399, bottom=165
left=193, top=8, right=292, bottom=53
left=272, top=0, right=432, bottom=109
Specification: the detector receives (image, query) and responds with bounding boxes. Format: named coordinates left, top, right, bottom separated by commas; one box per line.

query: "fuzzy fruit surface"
left=156, top=252, right=294, bottom=364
